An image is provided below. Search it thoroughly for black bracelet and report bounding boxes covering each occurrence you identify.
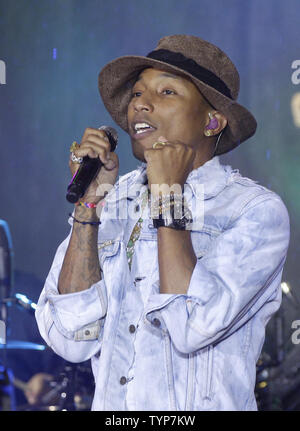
[69,213,101,226]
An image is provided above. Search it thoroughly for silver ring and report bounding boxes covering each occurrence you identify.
[71,153,83,164]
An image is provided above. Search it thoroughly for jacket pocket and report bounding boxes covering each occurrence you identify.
[194,345,216,410]
[98,239,120,268]
[163,333,177,410]
[203,345,214,400]
[185,353,196,410]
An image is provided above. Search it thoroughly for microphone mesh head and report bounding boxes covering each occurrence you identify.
[99,126,118,151]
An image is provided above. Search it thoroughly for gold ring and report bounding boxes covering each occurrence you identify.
[153,141,167,149]
[70,141,80,153]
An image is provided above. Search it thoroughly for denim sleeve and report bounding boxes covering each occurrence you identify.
[144,195,290,354]
[35,232,107,363]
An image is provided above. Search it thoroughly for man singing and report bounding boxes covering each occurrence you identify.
[36,35,290,410]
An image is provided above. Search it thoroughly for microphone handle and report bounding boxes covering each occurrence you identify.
[66,156,103,203]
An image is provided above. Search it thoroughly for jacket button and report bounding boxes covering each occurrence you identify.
[152,318,161,328]
[129,324,136,333]
[120,376,127,385]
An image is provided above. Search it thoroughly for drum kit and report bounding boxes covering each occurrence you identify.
[0,324,95,412]
[254,291,300,411]
[0,220,94,411]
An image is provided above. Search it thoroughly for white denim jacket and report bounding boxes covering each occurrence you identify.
[36,156,290,411]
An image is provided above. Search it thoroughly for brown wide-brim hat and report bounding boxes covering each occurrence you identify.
[98,35,257,156]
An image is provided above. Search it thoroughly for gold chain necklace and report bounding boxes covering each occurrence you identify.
[126,188,150,270]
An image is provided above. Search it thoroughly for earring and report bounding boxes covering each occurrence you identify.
[204,129,213,136]
[205,112,219,131]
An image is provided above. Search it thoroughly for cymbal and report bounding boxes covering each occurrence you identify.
[0,341,46,351]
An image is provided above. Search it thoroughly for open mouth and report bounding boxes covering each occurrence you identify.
[132,122,157,138]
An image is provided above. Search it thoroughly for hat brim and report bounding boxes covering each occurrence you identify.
[98,55,257,155]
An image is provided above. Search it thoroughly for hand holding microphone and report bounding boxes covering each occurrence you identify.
[67,126,119,204]
[60,127,119,295]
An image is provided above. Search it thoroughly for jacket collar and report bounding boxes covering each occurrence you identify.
[185,156,233,199]
[105,156,233,203]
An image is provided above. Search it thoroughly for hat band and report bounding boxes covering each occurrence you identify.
[146,49,233,100]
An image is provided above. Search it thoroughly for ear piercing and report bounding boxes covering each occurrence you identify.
[204,112,219,136]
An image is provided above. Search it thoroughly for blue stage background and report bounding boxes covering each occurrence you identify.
[0,0,299,410]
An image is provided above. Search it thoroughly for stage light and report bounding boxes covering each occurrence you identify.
[15,293,37,310]
[281,282,290,294]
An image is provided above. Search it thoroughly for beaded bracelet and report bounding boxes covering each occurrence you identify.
[75,200,106,209]
[69,213,101,226]
[75,201,98,208]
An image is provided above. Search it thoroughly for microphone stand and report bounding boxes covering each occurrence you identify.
[0,299,16,411]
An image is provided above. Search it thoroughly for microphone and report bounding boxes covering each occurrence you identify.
[66,126,118,203]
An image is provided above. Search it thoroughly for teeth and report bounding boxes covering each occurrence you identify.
[134,122,152,132]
